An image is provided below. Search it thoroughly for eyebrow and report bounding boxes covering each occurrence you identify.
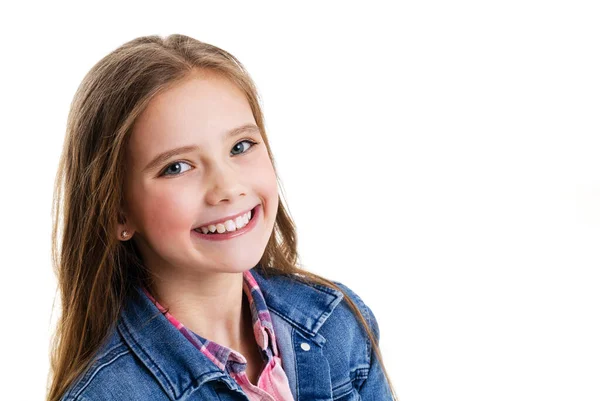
[142,123,260,173]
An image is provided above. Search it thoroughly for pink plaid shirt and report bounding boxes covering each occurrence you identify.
[142,270,295,401]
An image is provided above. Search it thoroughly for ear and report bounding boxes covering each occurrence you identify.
[117,209,136,241]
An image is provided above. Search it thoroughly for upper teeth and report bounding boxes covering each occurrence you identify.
[198,210,252,234]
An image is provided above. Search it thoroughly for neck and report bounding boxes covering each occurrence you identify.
[149,269,250,352]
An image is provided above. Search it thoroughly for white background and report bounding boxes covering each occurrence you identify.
[1,1,599,400]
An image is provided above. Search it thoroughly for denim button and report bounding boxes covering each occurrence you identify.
[300,342,311,351]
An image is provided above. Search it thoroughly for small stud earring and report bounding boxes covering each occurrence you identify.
[121,230,130,239]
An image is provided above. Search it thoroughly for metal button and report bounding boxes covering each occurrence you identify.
[300,342,311,351]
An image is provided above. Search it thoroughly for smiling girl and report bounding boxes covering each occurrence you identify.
[47,34,397,401]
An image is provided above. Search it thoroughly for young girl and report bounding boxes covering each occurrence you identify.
[47,34,397,401]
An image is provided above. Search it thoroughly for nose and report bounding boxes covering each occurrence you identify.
[203,162,246,205]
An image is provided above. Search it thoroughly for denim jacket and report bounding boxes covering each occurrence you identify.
[61,267,394,400]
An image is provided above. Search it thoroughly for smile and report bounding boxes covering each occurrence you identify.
[192,205,260,241]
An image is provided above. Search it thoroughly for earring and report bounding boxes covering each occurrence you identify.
[121,230,130,239]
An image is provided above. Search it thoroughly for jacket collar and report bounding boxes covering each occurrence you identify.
[250,267,344,338]
[117,265,343,400]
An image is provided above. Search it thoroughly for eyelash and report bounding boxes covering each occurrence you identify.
[159,139,259,177]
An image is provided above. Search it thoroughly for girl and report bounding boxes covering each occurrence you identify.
[47,34,397,401]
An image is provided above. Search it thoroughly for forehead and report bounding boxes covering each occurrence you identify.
[127,73,254,164]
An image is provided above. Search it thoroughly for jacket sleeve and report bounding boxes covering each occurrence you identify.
[358,302,395,401]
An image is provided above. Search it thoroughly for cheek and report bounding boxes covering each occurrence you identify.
[134,183,196,235]
[254,158,279,216]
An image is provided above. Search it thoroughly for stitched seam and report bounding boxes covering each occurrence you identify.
[351,366,370,379]
[356,346,374,393]
[269,307,314,337]
[65,343,127,398]
[70,348,131,400]
[331,366,369,394]
[96,341,126,360]
[118,320,178,398]
[332,380,352,393]
[335,281,373,366]
[256,269,342,299]
[333,385,354,400]
[364,305,373,366]
[292,327,300,399]
[308,281,343,297]
[312,294,343,332]
[178,371,228,399]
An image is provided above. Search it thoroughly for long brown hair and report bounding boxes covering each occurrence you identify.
[47,34,398,401]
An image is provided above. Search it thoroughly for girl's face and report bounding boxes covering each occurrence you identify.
[122,71,279,277]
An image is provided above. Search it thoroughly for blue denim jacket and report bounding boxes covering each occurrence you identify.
[61,267,393,400]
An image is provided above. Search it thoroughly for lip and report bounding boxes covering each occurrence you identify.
[191,204,261,242]
[195,204,259,228]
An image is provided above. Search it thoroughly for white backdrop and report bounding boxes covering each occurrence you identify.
[0,1,599,400]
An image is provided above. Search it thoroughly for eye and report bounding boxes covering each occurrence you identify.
[231,139,258,156]
[159,140,258,177]
[160,161,192,177]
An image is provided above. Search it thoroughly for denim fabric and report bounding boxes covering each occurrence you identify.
[61,266,393,400]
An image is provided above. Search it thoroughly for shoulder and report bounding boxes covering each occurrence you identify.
[331,279,380,342]
[60,327,167,401]
[314,278,381,391]
[319,278,380,350]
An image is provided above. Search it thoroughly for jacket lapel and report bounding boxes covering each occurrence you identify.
[117,285,234,400]
[250,267,344,401]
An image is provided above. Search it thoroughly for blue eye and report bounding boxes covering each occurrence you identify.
[161,161,192,177]
[159,140,259,177]
[231,139,258,156]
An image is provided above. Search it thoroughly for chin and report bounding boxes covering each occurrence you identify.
[207,255,264,274]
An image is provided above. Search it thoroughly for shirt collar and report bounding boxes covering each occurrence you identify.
[242,268,279,356]
[117,265,343,400]
[139,269,280,372]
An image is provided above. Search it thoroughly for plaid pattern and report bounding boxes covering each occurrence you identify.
[142,269,294,401]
